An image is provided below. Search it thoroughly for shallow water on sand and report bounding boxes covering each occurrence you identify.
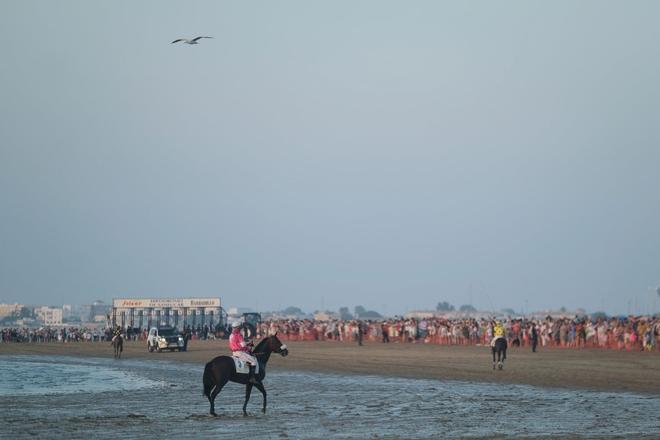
[0,355,658,439]
[0,356,158,395]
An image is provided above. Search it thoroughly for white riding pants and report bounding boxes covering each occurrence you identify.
[233,351,257,366]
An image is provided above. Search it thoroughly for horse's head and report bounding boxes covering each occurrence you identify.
[268,333,288,357]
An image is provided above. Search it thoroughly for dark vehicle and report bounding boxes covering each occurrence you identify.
[147,326,184,352]
[213,307,230,339]
[242,313,262,338]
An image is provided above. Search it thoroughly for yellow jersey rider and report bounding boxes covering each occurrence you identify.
[491,321,506,347]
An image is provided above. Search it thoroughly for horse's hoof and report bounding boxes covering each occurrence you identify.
[210,412,217,417]
[243,412,248,417]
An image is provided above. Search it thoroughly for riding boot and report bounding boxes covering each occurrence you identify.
[248,365,258,384]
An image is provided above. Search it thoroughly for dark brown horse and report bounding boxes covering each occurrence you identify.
[202,334,288,416]
[112,334,123,359]
[492,337,507,370]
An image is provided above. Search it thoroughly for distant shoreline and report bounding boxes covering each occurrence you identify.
[1,339,658,395]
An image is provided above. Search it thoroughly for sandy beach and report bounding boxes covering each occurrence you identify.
[1,339,658,395]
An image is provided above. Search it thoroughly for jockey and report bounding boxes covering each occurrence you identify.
[111,325,121,343]
[491,321,506,347]
[229,321,259,383]
[494,321,505,337]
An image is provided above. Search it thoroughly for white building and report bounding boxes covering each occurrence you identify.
[35,306,63,326]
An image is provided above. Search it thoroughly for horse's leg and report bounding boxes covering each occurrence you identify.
[243,383,253,416]
[209,380,226,416]
[492,347,496,369]
[253,382,267,413]
[208,384,217,416]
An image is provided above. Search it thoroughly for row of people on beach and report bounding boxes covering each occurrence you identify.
[255,316,659,352]
[1,326,114,343]
[2,315,658,351]
[0,325,208,344]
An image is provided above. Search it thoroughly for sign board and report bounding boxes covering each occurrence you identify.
[113,298,221,308]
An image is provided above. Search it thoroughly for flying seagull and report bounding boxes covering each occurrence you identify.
[171,36,213,45]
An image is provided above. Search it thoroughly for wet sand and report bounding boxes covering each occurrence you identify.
[4,355,658,439]
[1,339,658,394]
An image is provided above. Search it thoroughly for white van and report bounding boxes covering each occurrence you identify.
[147,326,185,352]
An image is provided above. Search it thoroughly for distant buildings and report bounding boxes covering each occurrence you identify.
[226,307,255,317]
[1,302,106,326]
[87,300,110,322]
[34,306,63,326]
[313,311,339,321]
[0,303,23,319]
[62,304,73,319]
[404,310,437,319]
[527,308,587,320]
[405,310,508,320]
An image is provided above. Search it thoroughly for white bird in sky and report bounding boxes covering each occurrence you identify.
[171,36,213,45]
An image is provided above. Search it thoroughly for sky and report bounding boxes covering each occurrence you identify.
[1,1,659,315]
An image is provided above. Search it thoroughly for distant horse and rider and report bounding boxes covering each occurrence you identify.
[491,321,508,370]
[491,336,507,370]
[112,333,123,359]
[203,332,289,416]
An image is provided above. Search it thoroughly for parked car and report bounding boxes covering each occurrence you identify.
[147,326,184,352]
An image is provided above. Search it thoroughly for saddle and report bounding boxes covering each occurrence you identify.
[232,356,259,375]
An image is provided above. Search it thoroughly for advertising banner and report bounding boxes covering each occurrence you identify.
[113,298,220,308]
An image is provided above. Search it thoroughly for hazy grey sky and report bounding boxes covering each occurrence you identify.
[1,1,659,315]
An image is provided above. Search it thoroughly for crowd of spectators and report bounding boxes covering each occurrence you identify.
[1,326,111,343]
[256,315,660,352]
[3,315,658,352]
[0,323,216,344]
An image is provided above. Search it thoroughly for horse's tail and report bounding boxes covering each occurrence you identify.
[202,361,214,397]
